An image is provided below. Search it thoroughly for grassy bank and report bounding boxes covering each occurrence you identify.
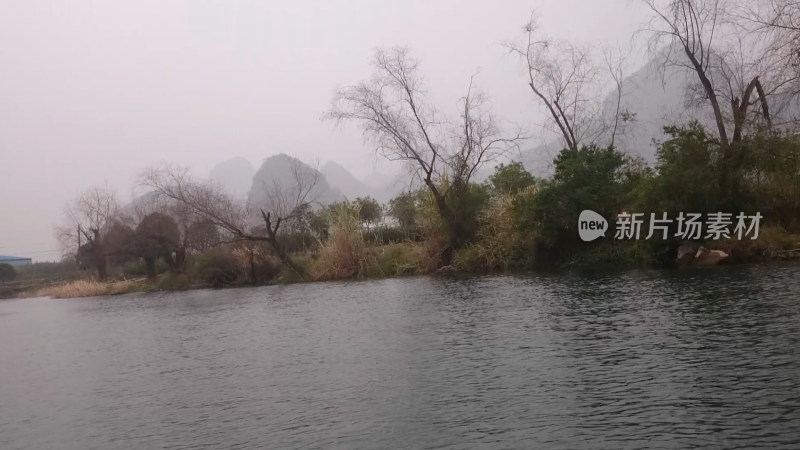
[7,232,800,300]
[34,279,146,299]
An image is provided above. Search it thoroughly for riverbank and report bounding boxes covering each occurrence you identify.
[6,232,800,300]
[31,128,800,301]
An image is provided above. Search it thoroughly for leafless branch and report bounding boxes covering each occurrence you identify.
[325,48,525,261]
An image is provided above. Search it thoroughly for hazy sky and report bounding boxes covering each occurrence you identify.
[0,0,649,261]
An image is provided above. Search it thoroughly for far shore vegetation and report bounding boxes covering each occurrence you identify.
[4,123,800,300]
[4,0,800,299]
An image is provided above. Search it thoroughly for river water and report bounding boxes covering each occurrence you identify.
[1,263,800,449]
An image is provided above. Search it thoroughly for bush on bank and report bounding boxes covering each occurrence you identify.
[454,124,800,271]
[189,247,241,288]
[0,263,16,282]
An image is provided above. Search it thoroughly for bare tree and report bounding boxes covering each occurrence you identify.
[642,0,800,145]
[735,0,800,119]
[135,212,181,279]
[602,45,637,148]
[247,156,322,235]
[643,0,732,146]
[56,185,121,280]
[507,16,629,151]
[140,164,315,276]
[127,190,206,272]
[186,220,220,253]
[326,48,524,263]
[739,1,800,32]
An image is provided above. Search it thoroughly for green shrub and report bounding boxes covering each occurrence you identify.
[157,273,190,291]
[367,242,425,277]
[250,254,282,284]
[509,145,649,264]
[277,232,317,253]
[0,263,16,282]
[190,248,241,287]
[488,161,537,195]
[737,133,800,232]
[649,123,722,215]
[447,182,491,244]
[363,226,406,245]
[275,253,312,283]
[388,192,419,238]
[355,196,382,228]
[308,208,331,240]
[122,258,169,277]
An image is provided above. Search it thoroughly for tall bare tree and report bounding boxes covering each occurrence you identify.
[642,0,800,145]
[643,0,732,145]
[735,0,800,116]
[56,185,121,280]
[326,48,524,263]
[507,16,630,151]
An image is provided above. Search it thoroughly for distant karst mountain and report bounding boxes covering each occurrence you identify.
[603,58,701,160]
[209,157,256,199]
[247,154,343,211]
[321,161,371,200]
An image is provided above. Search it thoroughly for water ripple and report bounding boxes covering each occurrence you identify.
[1,263,800,448]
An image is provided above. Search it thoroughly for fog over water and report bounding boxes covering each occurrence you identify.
[0,0,649,261]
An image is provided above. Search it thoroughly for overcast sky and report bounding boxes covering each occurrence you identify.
[0,0,649,261]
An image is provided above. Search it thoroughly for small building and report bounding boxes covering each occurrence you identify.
[0,255,32,266]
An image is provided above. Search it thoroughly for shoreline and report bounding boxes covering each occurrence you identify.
[6,255,799,301]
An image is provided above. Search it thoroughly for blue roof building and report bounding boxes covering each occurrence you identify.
[0,255,32,266]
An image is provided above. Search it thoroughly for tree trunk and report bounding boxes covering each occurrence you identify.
[248,248,257,285]
[175,248,186,273]
[260,209,305,278]
[144,257,156,280]
[422,179,463,266]
[684,45,730,147]
[88,245,108,281]
[270,236,305,276]
[732,77,761,143]
[96,259,108,281]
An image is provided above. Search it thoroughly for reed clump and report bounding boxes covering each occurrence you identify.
[312,203,373,280]
[36,279,141,299]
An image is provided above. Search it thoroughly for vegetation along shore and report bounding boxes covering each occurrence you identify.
[4,126,800,300]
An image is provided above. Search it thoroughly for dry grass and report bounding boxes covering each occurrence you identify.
[453,188,536,271]
[312,204,373,280]
[34,279,142,299]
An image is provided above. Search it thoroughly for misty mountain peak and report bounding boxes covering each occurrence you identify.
[247,154,342,210]
[209,157,256,199]
[321,161,371,200]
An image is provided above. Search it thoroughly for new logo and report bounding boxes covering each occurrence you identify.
[578,210,608,242]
